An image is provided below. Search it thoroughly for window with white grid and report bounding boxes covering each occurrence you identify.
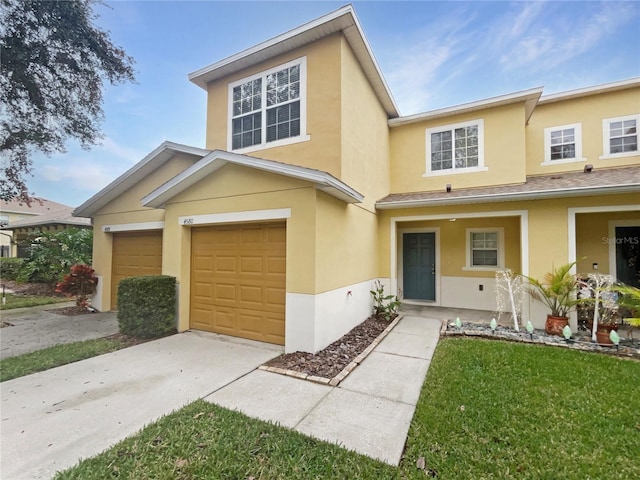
[228,58,307,152]
[542,123,584,165]
[600,114,639,159]
[425,119,486,176]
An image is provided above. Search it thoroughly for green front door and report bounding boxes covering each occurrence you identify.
[403,232,436,301]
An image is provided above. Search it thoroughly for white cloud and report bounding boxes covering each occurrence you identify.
[383,7,479,114]
[497,2,636,72]
[100,137,146,165]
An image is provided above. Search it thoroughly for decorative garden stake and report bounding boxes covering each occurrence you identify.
[495,269,524,332]
[526,320,534,340]
[490,318,497,334]
[455,317,462,330]
[562,325,572,343]
[610,329,620,350]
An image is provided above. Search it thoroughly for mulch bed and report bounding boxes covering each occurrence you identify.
[47,305,94,316]
[1,280,60,297]
[264,314,395,379]
[104,332,150,347]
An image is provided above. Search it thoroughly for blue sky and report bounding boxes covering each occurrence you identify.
[27,0,640,207]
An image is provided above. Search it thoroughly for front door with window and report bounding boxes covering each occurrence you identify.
[403,232,436,301]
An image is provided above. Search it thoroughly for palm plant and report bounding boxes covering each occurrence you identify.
[613,284,640,336]
[525,262,578,318]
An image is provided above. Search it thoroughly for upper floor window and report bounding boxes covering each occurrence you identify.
[228,57,309,152]
[600,114,639,159]
[542,123,584,165]
[424,119,486,176]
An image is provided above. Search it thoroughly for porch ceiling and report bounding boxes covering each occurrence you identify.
[376,165,640,209]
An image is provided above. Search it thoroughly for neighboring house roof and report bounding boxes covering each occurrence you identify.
[1,207,90,230]
[376,165,640,209]
[142,149,364,208]
[538,77,640,105]
[388,87,543,127]
[73,142,211,218]
[188,5,399,118]
[0,197,70,216]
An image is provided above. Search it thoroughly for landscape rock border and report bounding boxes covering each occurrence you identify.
[441,321,640,359]
[259,315,403,386]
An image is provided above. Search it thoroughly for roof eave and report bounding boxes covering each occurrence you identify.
[187,5,399,118]
[375,184,640,210]
[73,142,210,218]
[539,77,640,105]
[388,87,543,127]
[142,150,363,208]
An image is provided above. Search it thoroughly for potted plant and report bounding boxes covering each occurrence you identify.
[525,262,578,336]
[577,274,618,345]
[612,284,640,340]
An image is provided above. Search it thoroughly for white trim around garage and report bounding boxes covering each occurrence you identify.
[178,208,291,227]
[102,221,165,233]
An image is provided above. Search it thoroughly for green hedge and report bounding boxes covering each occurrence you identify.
[0,258,24,281]
[117,275,177,338]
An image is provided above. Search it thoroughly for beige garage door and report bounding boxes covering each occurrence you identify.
[190,223,286,345]
[111,231,163,309]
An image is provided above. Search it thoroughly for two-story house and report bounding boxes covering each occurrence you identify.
[74,5,640,353]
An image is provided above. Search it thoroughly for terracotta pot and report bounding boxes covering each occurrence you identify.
[545,315,569,336]
[595,324,619,346]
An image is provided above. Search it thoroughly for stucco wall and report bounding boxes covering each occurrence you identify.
[389,103,527,194]
[526,87,640,175]
[205,34,343,179]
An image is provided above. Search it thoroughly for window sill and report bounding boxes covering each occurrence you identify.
[599,151,639,160]
[230,134,311,155]
[462,266,501,272]
[540,157,586,166]
[423,166,488,177]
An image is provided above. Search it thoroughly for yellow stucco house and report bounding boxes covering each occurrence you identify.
[75,6,640,353]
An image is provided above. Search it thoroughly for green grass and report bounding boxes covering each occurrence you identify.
[53,338,640,479]
[0,293,69,310]
[0,338,134,382]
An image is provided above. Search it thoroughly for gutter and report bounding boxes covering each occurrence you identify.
[375,184,640,210]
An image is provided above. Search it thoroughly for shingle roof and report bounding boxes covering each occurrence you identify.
[0,198,70,215]
[376,165,640,209]
[0,207,90,230]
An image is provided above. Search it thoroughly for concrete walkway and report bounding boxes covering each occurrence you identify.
[1,314,441,478]
[0,331,282,479]
[0,304,119,359]
[205,315,442,465]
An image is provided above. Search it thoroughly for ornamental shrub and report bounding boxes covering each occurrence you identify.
[16,228,93,284]
[117,275,176,338]
[0,258,24,280]
[55,264,98,308]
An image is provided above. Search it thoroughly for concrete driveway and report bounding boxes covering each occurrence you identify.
[0,331,282,479]
[0,304,119,359]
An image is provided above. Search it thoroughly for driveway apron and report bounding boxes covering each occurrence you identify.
[0,331,282,480]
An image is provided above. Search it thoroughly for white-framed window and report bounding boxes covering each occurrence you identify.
[424,119,487,176]
[227,57,309,153]
[600,114,639,159]
[542,123,585,165]
[464,228,504,270]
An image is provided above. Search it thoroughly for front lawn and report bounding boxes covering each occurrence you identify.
[0,337,137,382]
[0,292,69,310]
[54,338,640,479]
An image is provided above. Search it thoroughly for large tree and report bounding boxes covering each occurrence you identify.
[0,0,135,202]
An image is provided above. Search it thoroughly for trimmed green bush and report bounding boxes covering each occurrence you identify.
[117,275,176,338]
[0,257,24,280]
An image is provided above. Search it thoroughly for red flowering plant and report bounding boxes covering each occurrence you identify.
[55,264,99,309]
